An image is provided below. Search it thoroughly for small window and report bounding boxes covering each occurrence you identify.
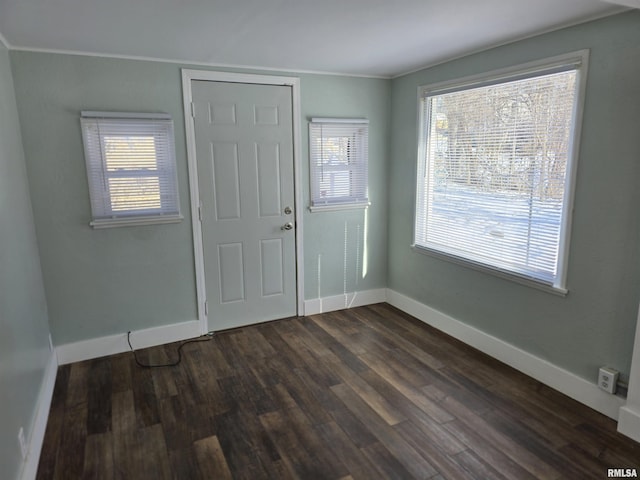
[414,52,588,293]
[309,118,369,211]
[81,112,181,228]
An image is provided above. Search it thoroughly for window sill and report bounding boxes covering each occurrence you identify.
[309,202,370,213]
[411,244,568,297]
[90,214,183,229]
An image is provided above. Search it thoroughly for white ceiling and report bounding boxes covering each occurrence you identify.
[0,0,630,78]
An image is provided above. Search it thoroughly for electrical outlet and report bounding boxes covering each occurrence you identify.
[598,367,619,394]
[18,427,27,460]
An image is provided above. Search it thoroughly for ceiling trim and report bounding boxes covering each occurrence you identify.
[392,6,629,79]
[601,0,640,8]
[7,45,391,80]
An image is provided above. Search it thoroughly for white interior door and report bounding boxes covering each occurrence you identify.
[192,80,297,330]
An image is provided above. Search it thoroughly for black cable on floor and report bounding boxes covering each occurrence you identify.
[127,330,214,368]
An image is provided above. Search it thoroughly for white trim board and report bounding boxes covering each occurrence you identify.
[385,289,626,420]
[181,69,305,334]
[304,288,387,316]
[55,320,201,365]
[617,303,640,441]
[618,406,640,442]
[8,46,388,79]
[19,351,57,480]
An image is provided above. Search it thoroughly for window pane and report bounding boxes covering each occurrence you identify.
[107,177,162,212]
[416,66,580,287]
[309,121,368,208]
[81,114,181,226]
[104,136,158,171]
[319,171,351,199]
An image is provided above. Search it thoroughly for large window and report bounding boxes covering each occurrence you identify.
[309,118,369,211]
[414,52,588,292]
[81,112,181,228]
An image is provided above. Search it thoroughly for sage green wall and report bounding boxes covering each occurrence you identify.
[9,51,389,345]
[388,11,640,382]
[300,75,389,299]
[0,43,52,480]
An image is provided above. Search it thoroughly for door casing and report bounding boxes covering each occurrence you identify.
[181,69,305,334]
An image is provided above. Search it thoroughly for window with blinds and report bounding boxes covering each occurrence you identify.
[309,118,369,211]
[414,53,587,292]
[81,112,181,228]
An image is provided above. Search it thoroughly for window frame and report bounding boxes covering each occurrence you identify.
[412,51,590,295]
[81,111,182,229]
[308,117,370,212]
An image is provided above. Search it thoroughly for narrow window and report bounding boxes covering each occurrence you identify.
[309,118,369,211]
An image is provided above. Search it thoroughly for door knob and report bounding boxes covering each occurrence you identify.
[281,222,294,231]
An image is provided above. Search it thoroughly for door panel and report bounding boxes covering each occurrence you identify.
[192,80,296,330]
[256,143,282,217]
[218,243,245,303]
[211,142,241,220]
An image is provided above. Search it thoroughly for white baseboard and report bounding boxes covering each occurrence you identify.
[386,289,625,420]
[55,320,202,365]
[618,406,640,442]
[304,288,387,316]
[20,350,58,480]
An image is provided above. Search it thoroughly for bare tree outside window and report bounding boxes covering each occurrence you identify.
[414,56,586,290]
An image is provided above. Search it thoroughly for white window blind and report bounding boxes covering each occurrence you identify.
[309,118,369,211]
[415,54,586,291]
[81,112,181,228]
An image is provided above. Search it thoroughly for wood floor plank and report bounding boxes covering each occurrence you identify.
[308,315,370,373]
[87,358,112,435]
[52,402,87,480]
[316,420,387,480]
[82,433,114,480]
[259,409,321,479]
[332,382,439,479]
[443,418,539,480]
[109,353,132,394]
[111,390,143,478]
[360,441,417,480]
[451,449,509,480]
[130,359,159,429]
[167,448,200,480]
[65,362,89,409]
[359,352,455,424]
[443,395,560,479]
[37,304,640,479]
[482,409,601,479]
[36,365,69,480]
[338,369,408,426]
[139,424,173,480]
[393,421,475,480]
[351,306,446,370]
[216,409,284,480]
[280,406,351,479]
[274,324,343,388]
[193,435,233,480]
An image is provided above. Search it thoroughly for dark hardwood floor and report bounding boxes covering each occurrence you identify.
[37,303,640,479]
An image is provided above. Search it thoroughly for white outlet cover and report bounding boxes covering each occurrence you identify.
[598,367,619,394]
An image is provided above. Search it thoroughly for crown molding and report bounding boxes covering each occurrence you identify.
[8,45,390,80]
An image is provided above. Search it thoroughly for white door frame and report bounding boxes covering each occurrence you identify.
[181,69,305,334]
